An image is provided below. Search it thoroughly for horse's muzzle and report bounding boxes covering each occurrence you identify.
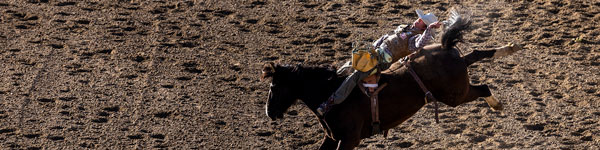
[266,110,284,121]
[267,111,284,121]
[266,104,275,121]
[268,113,277,121]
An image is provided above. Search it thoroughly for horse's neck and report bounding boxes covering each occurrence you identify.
[299,78,344,110]
[297,90,331,114]
[292,67,343,111]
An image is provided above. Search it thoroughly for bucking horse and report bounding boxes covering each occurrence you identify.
[260,11,521,149]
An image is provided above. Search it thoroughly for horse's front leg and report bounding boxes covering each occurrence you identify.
[336,138,361,150]
[332,126,362,150]
[319,136,338,150]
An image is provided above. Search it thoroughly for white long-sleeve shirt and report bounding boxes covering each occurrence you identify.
[408,25,436,52]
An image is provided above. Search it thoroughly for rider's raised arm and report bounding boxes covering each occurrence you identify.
[409,27,436,52]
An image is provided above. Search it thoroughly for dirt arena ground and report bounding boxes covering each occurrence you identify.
[0,0,599,149]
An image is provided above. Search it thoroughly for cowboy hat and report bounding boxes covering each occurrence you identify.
[416,9,438,26]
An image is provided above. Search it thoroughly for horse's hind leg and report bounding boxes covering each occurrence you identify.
[469,84,503,111]
[484,93,503,111]
[463,43,522,66]
[452,84,503,111]
[319,136,338,150]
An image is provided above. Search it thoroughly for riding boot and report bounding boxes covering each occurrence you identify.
[317,97,335,116]
[336,61,353,75]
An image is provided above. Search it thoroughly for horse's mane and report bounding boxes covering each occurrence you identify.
[274,64,340,81]
[441,9,472,51]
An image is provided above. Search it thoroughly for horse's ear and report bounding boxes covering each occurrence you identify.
[261,62,276,81]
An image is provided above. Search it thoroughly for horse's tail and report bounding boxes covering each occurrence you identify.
[441,9,471,51]
[441,9,521,66]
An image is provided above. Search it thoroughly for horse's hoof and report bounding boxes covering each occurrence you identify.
[508,42,522,52]
[484,96,503,111]
[490,103,503,111]
[493,43,521,58]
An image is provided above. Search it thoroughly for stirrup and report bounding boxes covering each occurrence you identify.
[317,104,327,116]
[336,61,353,75]
[317,98,334,116]
[317,108,325,116]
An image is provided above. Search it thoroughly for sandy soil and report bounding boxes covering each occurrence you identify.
[0,0,599,149]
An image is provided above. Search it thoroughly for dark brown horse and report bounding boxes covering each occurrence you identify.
[261,13,519,149]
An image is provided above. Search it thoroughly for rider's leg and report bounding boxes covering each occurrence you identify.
[317,70,370,116]
[336,61,353,75]
[331,70,371,104]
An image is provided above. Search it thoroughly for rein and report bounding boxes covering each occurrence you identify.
[402,53,440,124]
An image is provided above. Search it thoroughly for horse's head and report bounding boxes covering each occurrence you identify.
[261,62,301,120]
[261,62,339,121]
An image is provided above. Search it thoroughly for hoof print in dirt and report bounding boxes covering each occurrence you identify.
[256,130,273,137]
[48,44,64,49]
[15,24,28,29]
[396,141,413,148]
[59,111,70,115]
[26,0,48,4]
[97,112,109,116]
[150,134,165,139]
[175,76,192,81]
[47,136,65,141]
[160,84,174,89]
[91,118,108,123]
[215,120,226,126]
[73,19,90,25]
[38,98,55,103]
[58,97,77,101]
[523,124,546,131]
[127,134,143,139]
[132,56,146,62]
[154,112,171,118]
[103,106,120,112]
[24,134,41,139]
[55,2,75,6]
[0,128,16,134]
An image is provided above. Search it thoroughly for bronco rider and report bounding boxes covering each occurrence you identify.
[317,9,442,116]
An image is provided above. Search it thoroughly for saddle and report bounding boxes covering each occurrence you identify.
[357,53,442,138]
[348,25,440,136]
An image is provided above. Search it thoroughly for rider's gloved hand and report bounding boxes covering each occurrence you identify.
[428,21,442,29]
